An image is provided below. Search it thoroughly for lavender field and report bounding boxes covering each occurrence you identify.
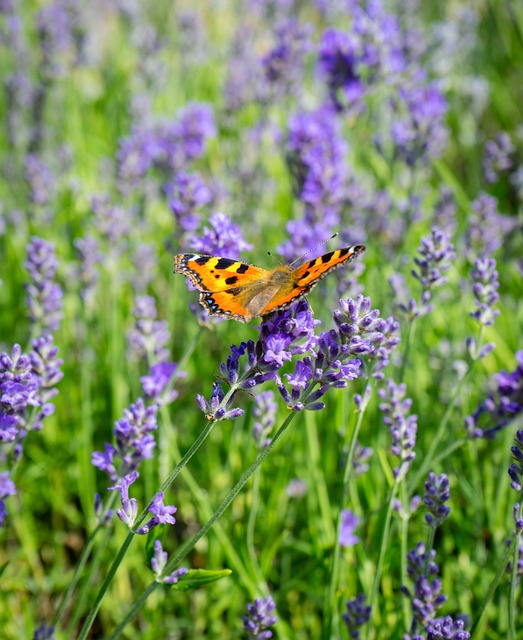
[1,1,522,638]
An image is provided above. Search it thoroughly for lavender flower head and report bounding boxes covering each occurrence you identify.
[465,193,514,260]
[166,170,213,244]
[424,472,450,528]
[469,256,499,326]
[151,539,188,584]
[379,379,417,480]
[25,236,63,335]
[0,471,17,527]
[140,361,180,405]
[190,212,252,259]
[136,491,177,535]
[25,154,54,208]
[74,234,102,310]
[127,296,170,365]
[508,430,523,494]
[466,351,523,439]
[342,593,371,640]
[339,509,360,547]
[483,132,514,183]
[243,595,278,639]
[425,616,470,639]
[92,398,158,482]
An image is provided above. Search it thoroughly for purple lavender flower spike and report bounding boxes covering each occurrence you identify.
[379,379,417,480]
[0,471,17,527]
[342,593,371,640]
[25,236,63,335]
[37,0,77,79]
[74,234,102,310]
[425,616,470,639]
[242,595,278,639]
[127,296,170,365]
[166,170,213,249]
[32,624,56,640]
[136,492,177,535]
[252,391,277,448]
[190,211,252,259]
[469,257,499,326]
[466,193,515,261]
[483,132,514,183]
[25,154,54,208]
[196,381,244,422]
[140,361,180,405]
[339,509,360,547]
[424,473,450,528]
[151,539,188,584]
[91,443,117,481]
[108,471,139,527]
[466,351,523,438]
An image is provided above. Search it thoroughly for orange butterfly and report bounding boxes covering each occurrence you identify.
[173,245,366,323]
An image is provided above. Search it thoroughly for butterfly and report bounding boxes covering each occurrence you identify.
[173,245,366,323]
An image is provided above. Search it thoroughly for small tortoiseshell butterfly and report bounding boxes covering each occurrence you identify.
[173,245,366,323]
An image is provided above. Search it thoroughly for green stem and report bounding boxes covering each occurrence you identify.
[508,504,523,639]
[399,480,411,632]
[324,383,371,640]
[368,477,401,634]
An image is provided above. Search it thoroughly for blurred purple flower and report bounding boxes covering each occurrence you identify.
[339,509,360,547]
[165,170,213,245]
[140,361,180,405]
[469,257,499,326]
[424,472,450,528]
[151,539,188,584]
[285,478,307,498]
[342,593,371,639]
[243,595,278,639]
[37,0,76,78]
[252,390,277,448]
[91,195,132,251]
[108,471,139,527]
[0,471,16,527]
[190,212,252,259]
[425,616,470,640]
[32,625,56,640]
[391,82,448,166]
[127,295,170,365]
[466,351,523,438]
[25,154,54,208]
[24,236,63,335]
[465,193,514,260]
[483,132,514,183]
[262,18,312,102]
[379,379,417,480]
[74,234,102,310]
[92,398,158,482]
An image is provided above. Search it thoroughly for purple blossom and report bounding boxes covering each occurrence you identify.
[378,379,417,480]
[24,236,63,335]
[350,442,373,477]
[424,473,450,528]
[339,509,360,547]
[137,492,177,535]
[469,257,499,326]
[465,193,514,260]
[127,296,170,365]
[342,593,371,639]
[92,398,158,481]
[285,478,307,498]
[25,154,54,208]
[483,132,514,183]
[261,19,312,102]
[0,471,16,527]
[466,351,523,438]
[509,430,523,492]
[91,195,132,249]
[390,82,448,166]
[189,212,252,259]
[425,616,470,640]
[74,234,102,310]
[242,595,278,639]
[140,361,180,405]
[252,390,277,448]
[165,170,213,244]
[37,0,76,78]
[32,625,56,640]
[108,471,139,527]
[196,381,244,422]
[151,540,188,584]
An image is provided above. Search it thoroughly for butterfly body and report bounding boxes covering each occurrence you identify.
[173,245,366,323]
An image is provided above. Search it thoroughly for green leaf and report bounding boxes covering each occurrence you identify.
[167,568,232,592]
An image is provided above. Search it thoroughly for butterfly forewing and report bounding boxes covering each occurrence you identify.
[174,254,266,292]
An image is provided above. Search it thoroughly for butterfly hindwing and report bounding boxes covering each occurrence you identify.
[173,254,266,292]
[199,290,252,322]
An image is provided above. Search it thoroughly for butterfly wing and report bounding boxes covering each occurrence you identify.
[259,245,366,315]
[173,254,266,292]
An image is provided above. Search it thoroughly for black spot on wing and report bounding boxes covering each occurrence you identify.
[236,263,249,274]
[321,251,334,264]
[195,256,211,265]
[338,247,350,258]
[215,257,237,270]
[225,276,238,285]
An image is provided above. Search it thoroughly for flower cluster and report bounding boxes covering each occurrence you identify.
[466,351,523,438]
[166,170,213,247]
[342,593,371,640]
[25,154,54,208]
[190,211,252,258]
[92,398,158,482]
[469,257,500,326]
[127,296,170,365]
[378,379,418,480]
[140,361,180,406]
[242,595,278,639]
[24,236,63,335]
[150,540,188,584]
[465,193,514,261]
[424,472,451,529]
[118,103,215,193]
[74,234,102,311]
[339,509,360,547]
[483,132,514,183]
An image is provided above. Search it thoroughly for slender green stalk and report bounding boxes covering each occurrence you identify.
[399,480,411,632]
[109,406,305,639]
[508,505,523,639]
[323,383,371,640]
[368,476,401,637]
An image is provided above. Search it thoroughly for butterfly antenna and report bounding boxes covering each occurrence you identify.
[267,250,284,266]
[289,233,338,268]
